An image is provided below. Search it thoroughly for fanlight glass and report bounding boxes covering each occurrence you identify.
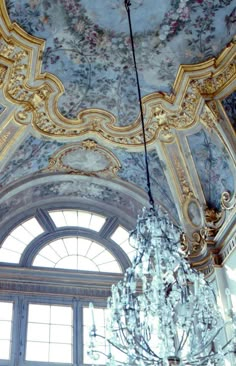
[49,210,106,231]
[0,218,44,263]
[33,237,122,273]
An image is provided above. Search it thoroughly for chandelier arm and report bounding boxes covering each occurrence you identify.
[191,324,229,358]
[124,0,155,208]
[94,332,131,357]
[118,317,162,361]
[176,303,200,353]
[222,334,235,350]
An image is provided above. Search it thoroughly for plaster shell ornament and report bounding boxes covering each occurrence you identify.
[43,140,121,178]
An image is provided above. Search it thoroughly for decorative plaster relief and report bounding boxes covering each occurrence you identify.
[0,1,235,147]
[221,190,236,210]
[6,0,235,124]
[187,128,235,210]
[42,140,121,178]
[0,121,19,155]
[184,198,203,228]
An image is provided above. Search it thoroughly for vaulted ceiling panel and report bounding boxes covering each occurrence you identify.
[6,0,235,124]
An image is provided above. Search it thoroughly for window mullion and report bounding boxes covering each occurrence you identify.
[76,301,83,366]
[17,296,27,366]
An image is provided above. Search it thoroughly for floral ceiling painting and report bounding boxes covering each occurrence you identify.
[0,134,178,220]
[187,128,235,210]
[6,0,235,126]
[222,91,236,131]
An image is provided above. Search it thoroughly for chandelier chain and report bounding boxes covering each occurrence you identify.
[125,0,155,208]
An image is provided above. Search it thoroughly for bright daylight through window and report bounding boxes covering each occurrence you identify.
[0,208,131,365]
[49,210,106,231]
[0,302,13,360]
[33,237,122,273]
[26,304,73,363]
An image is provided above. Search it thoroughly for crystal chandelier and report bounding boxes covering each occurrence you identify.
[88,1,236,365]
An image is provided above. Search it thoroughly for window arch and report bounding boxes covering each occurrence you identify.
[0,208,134,270]
[32,236,122,273]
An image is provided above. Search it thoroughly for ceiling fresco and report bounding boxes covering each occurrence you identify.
[0,135,65,188]
[187,128,235,210]
[0,104,4,115]
[0,175,145,225]
[6,0,235,126]
[0,134,178,220]
[0,0,235,268]
[222,91,236,131]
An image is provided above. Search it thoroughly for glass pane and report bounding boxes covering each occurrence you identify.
[0,302,13,321]
[26,304,73,363]
[0,302,12,360]
[51,306,72,325]
[63,237,78,255]
[0,248,21,263]
[33,255,55,267]
[63,210,78,226]
[27,323,49,342]
[95,250,115,264]
[56,256,77,270]
[77,238,92,256]
[78,212,91,228]
[90,214,106,231]
[2,236,26,254]
[0,340,11,360]
[0,321,12,339]
[26,341,49,362]
[22,218,44,237]
[77,256,98,271]
[50,239,68,258]
[49,343,72,363]
[28,304,50,323]
[38,245,60,263]
[49,211,67,227]
[50,325,72,343]
[87,242,104,259]
[10,225,34,244]
[99,261,121,273]
[111,226,129,244]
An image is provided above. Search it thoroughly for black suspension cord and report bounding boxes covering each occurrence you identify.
[125,0,155,208]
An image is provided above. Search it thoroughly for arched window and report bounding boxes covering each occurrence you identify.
[0,207,134,366]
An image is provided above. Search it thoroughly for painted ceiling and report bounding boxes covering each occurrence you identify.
[6,0,235,125]
[0,0,235,267]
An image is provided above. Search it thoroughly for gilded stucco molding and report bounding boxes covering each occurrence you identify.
[173,156,194,201]
[221,191,236,210]
[41,139,121,178]
[181,201,236,272]
[0,1,235,147]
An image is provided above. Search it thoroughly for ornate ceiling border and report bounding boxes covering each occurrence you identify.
[0,2,235,147]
